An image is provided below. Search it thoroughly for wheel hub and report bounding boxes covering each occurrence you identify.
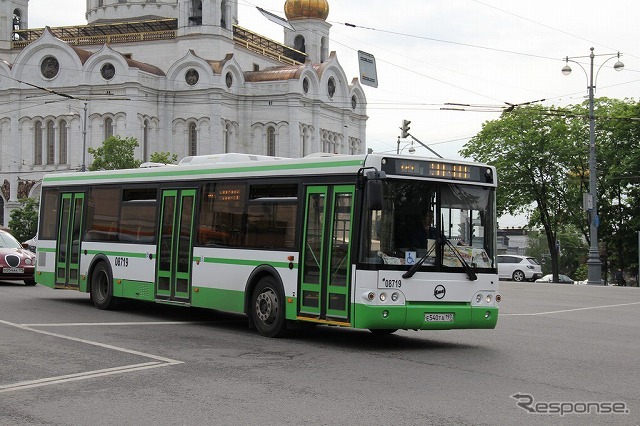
[256,289,278,323]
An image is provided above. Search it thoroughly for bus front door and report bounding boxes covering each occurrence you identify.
[156,189,196,303]
[56,192,85,288]
[300,185,355,323]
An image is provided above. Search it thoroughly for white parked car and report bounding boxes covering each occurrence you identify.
[497,255,543,282]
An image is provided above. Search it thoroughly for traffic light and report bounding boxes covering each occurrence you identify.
[400,119,411,138]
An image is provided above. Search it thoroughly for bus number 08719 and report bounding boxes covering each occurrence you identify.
[114,257,129,267]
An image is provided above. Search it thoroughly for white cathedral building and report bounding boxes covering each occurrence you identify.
[0,0,368,227]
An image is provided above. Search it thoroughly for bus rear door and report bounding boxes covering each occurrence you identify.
[156,189,196,303]
[55,192,85,289]
[299,185,355,324]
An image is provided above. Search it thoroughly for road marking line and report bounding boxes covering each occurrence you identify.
[0,319,184,393]
[501,301,640,316]
[0,362,170,393]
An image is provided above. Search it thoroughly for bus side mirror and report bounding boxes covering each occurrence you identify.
[365,170,385,211]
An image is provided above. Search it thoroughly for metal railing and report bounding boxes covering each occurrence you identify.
[12,19,178,49]
[233,25,306,65]
[11,20,306,66]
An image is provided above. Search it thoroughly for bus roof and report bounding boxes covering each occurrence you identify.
[41,153,496,187]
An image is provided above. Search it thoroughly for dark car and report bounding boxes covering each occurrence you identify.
[0,229,37,286]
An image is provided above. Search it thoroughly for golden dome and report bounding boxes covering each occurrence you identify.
[284,0,329,21]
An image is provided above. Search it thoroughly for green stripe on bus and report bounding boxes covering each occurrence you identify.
[85,250,149,258]
[200,257,296,269]
[37,247,56,253]
[43,159,365,183]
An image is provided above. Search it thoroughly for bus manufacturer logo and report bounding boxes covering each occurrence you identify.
[434,285,446,299]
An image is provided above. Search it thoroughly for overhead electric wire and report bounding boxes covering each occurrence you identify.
[470,0,640,61]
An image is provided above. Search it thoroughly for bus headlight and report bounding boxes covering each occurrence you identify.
[380,292,387,302]
[391,292,399,302]
[367,292,375,301]
[472,292,496,307]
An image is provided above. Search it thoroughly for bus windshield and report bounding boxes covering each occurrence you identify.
[360,179,496,271]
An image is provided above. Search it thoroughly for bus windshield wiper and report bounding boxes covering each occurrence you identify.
[442,238,477,281]
[402,241,437,279]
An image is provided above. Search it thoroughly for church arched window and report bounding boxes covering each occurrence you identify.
[12,9,22,41]
[12,9,21,30]
[190,0,202,25]
[188,122,198,156]
[104,117,113,140]
[267,126,276,156]
[46,120,55,165]
[34,122,43,165]
[294,35,306,53]
[143,120,150,161]
[59,120,68,164]
[221,0,228,28]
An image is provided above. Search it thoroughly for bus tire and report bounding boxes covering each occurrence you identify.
[90,262,116,310]
[251,276,287,338]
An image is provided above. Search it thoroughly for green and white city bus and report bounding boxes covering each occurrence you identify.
[35,153,500,337]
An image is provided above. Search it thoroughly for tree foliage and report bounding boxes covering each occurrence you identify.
[149,151,178,165]
[460,99,640,280]
[88,135,141,171]
[460,105,576,280]
[8,197,39,243]
[588,99,640,276]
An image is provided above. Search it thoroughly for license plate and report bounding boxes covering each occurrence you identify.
[3,267,24,274]
[425,313,454,322]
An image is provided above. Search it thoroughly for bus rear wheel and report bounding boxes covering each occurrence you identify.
[252,277,286,338]
[91,262,116,310]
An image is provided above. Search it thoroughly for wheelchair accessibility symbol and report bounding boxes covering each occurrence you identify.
[405,251,416,265]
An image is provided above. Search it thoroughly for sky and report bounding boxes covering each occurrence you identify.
[26,0,640,226]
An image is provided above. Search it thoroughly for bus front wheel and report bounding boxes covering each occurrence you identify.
[252,277,287,338]
[91,262,116,310]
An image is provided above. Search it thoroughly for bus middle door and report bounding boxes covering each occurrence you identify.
[156,189,196,303]
[299,185,355,324]
[55,192,85,289]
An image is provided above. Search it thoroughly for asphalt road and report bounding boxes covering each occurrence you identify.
[1,280,639,425]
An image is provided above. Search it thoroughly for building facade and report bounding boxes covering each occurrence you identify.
[0,0,367,226]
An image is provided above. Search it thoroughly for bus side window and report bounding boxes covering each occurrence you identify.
[85,188,121,242]
[197,182,246,247]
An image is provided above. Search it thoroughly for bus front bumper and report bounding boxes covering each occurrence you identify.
[353,302,498,330]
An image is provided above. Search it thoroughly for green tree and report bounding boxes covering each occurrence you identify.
[8,197,39,243]
[461,99,640,282]
[562,98,640,279]
[589,98,640,277]
[88,135,141,171]
[460,105,578,281]
[149,151,178,164]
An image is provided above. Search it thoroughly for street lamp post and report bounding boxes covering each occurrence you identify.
[69,101,88,172]
[81,101,87,172]
[562,47,624,285]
